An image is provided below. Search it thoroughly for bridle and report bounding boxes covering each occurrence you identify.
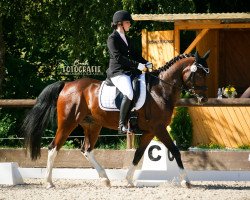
[147,61,209,103]
[183,62,209,91]
[182,62,209,103]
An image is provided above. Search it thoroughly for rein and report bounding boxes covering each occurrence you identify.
[148,73,178,88]
[147,60,209,101]
[148,72,198,98]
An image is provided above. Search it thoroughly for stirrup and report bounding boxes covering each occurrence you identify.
[118,125,128,134]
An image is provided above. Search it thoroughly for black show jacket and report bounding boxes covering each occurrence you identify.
[106,30,147,78]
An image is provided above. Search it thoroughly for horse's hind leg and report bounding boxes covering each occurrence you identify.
[45,122,77,188]
[154,125,191,188]
[45,145,57,188]
[80,123,111,187]
[126,132,154,186]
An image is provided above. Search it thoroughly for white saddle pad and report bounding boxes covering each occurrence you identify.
[98,74,146,111]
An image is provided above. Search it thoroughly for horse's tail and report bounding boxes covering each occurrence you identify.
[22,81,65,160]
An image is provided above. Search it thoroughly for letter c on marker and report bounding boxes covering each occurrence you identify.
[148,145,161,161]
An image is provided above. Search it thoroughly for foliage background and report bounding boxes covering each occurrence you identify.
[0,0,249,148]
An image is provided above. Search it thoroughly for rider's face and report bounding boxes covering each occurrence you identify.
[122,21,131,32]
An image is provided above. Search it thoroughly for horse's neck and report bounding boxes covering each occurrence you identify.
[159,57,194,103]
[159,58,189,85]
[166,57,194,78]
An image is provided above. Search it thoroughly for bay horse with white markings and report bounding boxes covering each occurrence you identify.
[22,51,210,188]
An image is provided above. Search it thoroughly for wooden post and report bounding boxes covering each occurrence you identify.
[184,28,209,54]
[126,132,135,149]
[0,99,36,107]
[141,29,148,60]
[174,26,180,56]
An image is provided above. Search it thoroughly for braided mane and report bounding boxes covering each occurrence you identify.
[154,53,193,73]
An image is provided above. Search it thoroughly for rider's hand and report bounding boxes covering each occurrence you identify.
[137,63,147,72]
[146,62,153,72]
[142,67,148,72]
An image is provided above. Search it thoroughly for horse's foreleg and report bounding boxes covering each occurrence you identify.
[126,133,154,186]
[126,164,136,187]
[154,125,191,188]
[82,150,110,187]
[179,168,191,188]
[45,146,58,188]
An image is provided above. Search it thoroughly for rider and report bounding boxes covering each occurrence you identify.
[106,10,151,134]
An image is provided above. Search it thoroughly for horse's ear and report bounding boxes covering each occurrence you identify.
[194,51,200,61]
[202,50,210,60]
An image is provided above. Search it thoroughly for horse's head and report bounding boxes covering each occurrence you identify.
[182,51,210,104]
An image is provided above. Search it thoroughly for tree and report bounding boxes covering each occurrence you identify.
[193,0,250,13]
[0,17,5,96]
[0,0,123,146]
[0,0,12,96]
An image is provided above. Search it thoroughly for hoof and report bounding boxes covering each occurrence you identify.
[101,178,111,187]
[127,183,135,187]
[126,179,134,187]
[181,180,192,188]
[126,177,135,187]
[46,183,55,189]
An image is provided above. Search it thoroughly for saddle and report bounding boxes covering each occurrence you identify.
[98,73,147,112]
[99,74,148,134]
[104,75,141,109]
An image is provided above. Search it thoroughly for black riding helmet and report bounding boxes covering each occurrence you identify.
[112,10,133,29]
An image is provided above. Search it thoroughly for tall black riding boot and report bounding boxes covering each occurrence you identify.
[118,95,132,134]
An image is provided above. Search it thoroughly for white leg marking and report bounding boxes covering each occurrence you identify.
[45,147,57,189]
[126,164,136,187]
[179,169,191,188]
[82,151,110,186]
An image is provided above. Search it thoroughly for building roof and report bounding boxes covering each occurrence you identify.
[132,13,250,22]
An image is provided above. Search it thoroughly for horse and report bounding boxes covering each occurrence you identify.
[22,51,210,188]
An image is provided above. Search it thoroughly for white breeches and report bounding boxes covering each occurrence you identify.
[111,74,133,100]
